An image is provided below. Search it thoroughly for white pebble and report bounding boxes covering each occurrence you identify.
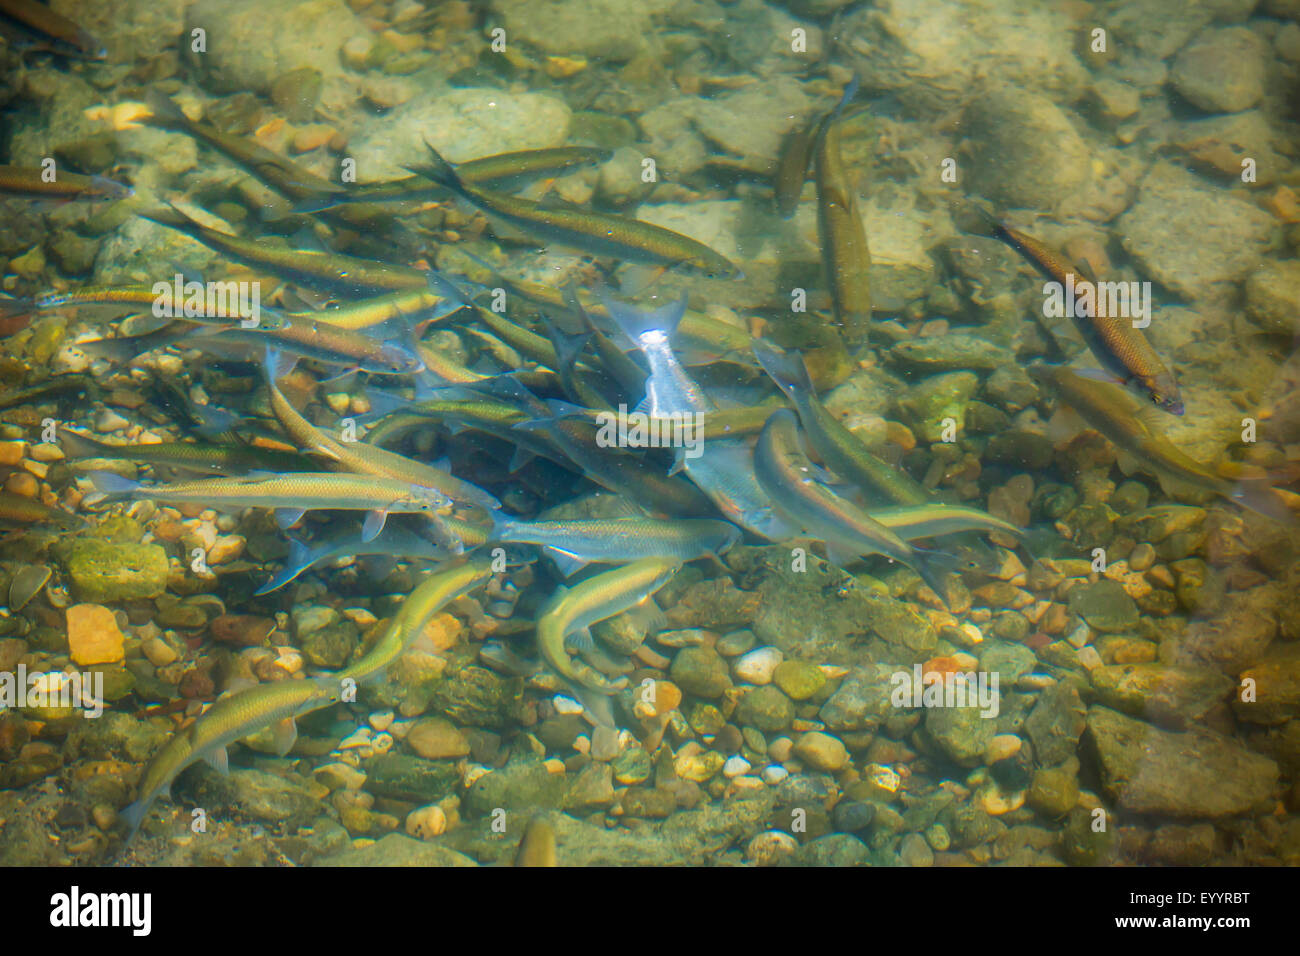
[760,765,789,785]
[723,755,751,778]
[733,646,783,685]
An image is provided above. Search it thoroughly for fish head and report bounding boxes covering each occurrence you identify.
[686,251,742,281]
[1144,372,1184,416]
[90,175,133,200]
[407,485,454,514]
[368,341,426,376]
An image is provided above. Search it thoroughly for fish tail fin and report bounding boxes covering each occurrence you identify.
[912,547,957,608]
[595,287,687,346]
[118,798,148,843]
[255,536,315,595]
[89,470,141,496]
[263,345,298,383]
[56,429,106,460]
[1231,478,1296,525]
[144,89,191,129]
[752,339,815,401]
[411,141,463,192]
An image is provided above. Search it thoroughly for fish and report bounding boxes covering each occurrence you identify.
[870,503,1026,542]
[264,347,500,513]
[752,339,929,506]
[0,0,105,58]
[339,555,496,684]
[87,470,454,542]
[293,146,612,213]
[599,290,795,539]
[773,118,819,219]
[514,814,558,867]
[412,145,740,279]
[57,428,319,476]
[255,515,490,595]
[119,677,341,841]
[535,557,680,692]
[290,289,455,332]
[144,91,346,201]
[990,219,1183,415]
[0,373,94,409]
[812,77,871,348]
[489,513,741,576]
[0,491,83,529]
[1029,365,1291,523]
[754,408,951,598]
[141,204,428,298]
[0,164,129,201]
[189,312,425,375]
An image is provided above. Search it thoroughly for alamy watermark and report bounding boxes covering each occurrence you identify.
[152,273,261,328]
[594,404,704,460]
[1,665,104,718]
[1042,274,1151,329]
[889,665,1000,718]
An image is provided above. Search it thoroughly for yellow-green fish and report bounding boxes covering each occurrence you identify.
[991,219,1183,415]
[414,145,740,279]
[0,164,129,201]
[754,408,950,598]
[120,677,341,840]
[1030,365,1290,522]
[341,556,496,684]
[813,77,871,348]
[88,470,453,541]
[536,557,680,692]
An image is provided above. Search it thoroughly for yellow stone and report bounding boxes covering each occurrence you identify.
[65,604,125,665]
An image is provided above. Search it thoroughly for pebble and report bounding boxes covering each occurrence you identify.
[141,636,178,667]
[1128,542,1156,572]
[94,409,129,433]
[315,762,366,791]
[984,734,1022,765]
[405,804,447,839]
[745,830,798,866]
[207,534,246,565]
[733,646,783,684]
[552,695,584,715]
[0,441,24,466]
[1170,26,1266,113]
[899,832,935,867]
[66,604,125,665]
[406,718,470,759]
[722,755,751,779]
[767,736,793,762]
[368,710,394,732]
[29,442,63,462]
[5,473,38,498]
[773,660,827,700]
[760,765,789,785]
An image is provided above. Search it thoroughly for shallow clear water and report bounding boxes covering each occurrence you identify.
[0,0,1298,868]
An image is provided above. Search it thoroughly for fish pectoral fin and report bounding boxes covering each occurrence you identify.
[544,547,588,578]
[667,449,685,477]
[1114,448,1140,477]
[508,447,536,473]
[202,745,230,775]
[275,507,308,530]
[272,717,298,757]
[362,509,389,542]
[564,627,596,653]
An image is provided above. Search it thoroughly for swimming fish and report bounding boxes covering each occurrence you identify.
[264,347,500,513]
[991,219,1183,415]
[413,145,740,279]
[754,408,951,599]
[535,557,680,692]
[1030,365,1290,522]
[0,0,106,57]
[489,513,741,576]
[57,428,318,476]
[0,164,129,201]
[88,470,454,542]
[752,339,928,506]
[340,555,497,684]
[120,677,342,841]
